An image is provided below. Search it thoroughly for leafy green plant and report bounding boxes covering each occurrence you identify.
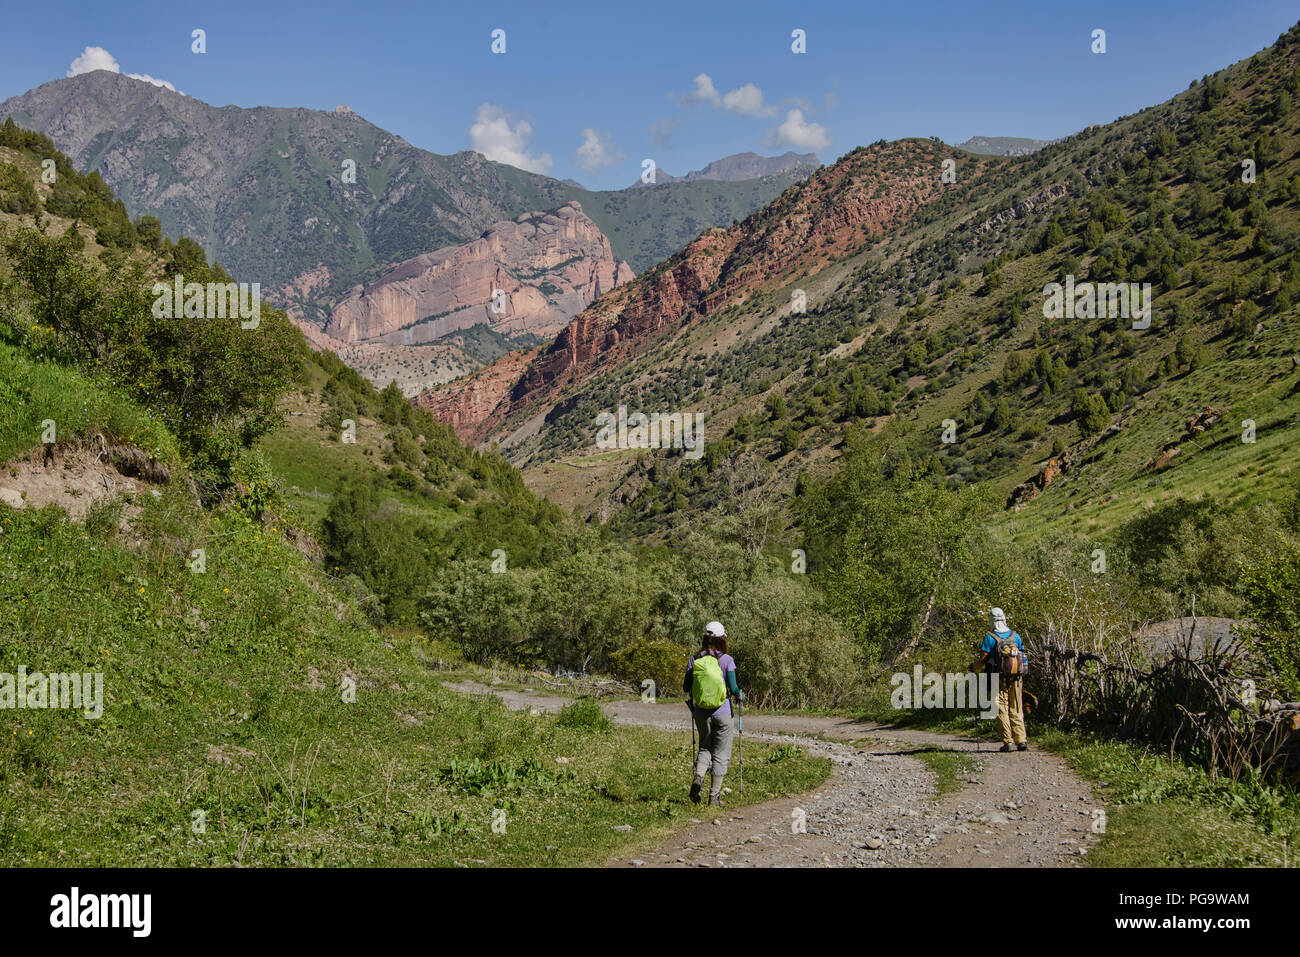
[556,697,612,733]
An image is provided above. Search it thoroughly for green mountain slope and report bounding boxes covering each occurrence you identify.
[509,24,1300,552]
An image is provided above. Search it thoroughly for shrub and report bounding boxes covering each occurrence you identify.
[556,697,612,733]
[608,639,688,699]
[1240,543,1300,699]
[731,610,862,711]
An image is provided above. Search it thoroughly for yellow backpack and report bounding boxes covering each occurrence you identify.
[991,633,1027,678]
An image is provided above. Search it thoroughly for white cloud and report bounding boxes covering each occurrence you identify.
[67,46,120,76]
[573,128,624,174]
[684,73,720,106]
[469,104,553,174]
[66,45,183,94]
[126,72,179,93]
[721,82,774,117]
[767,109,830,150]
[681,73,775,117]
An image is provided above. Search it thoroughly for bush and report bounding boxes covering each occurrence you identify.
[420,561,537,661]
[608,639,688,700]
[556,697,612,733]
[1071,389,1111,438]
[1,222,301,477]
[731,610,862,711]
[1240,542,1300,699]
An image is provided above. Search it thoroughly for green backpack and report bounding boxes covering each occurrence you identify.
[691,654,727,710]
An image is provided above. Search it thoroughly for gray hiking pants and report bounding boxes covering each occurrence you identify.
[693,709,735,796]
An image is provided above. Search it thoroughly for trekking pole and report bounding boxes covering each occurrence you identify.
[736,694,744,798]
[690,701,696,768]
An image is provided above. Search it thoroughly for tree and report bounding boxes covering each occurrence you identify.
[1227,301,1260,338]
[1174,334,1203,370]
[1039,218,1066,251]
[135,215,163,251]
[420,560,535,663]
[795,444,993,663]
[764,392,786,420]
[1071,390,1110,438]
[987,398,1012,432]
[166,236,209,276]
[2,221,302,472]
[1242,546,1300,698]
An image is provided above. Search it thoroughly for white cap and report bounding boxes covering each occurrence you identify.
[705,621,727,638]
[989,607,1008,632]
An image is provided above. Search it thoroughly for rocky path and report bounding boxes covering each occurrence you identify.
[445,681,1102,868]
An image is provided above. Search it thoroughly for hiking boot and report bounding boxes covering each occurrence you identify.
[689,775,704,804]
[999,743,1015,752]
[1016,742,1029,751]
[709,794,723,807]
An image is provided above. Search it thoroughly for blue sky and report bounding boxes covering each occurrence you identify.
[1,0,1297,189]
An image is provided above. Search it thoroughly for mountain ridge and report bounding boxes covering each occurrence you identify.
[0,72,812,324]
[420,138,1002,443]
[632,150,821,187]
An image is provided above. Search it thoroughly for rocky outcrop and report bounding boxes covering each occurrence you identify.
[974,183,1069,234]
[1138,406,1224,473]
[321,202,632,345]
[509,139,962,413]
[291,316,475,396]
[1184,405,1224,436]
[1144,445,1181,472]
[416,348,542,441]
[414,139,975,440]
[412,140,973,442]
[1007,450,1076,510]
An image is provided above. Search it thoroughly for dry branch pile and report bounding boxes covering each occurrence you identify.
[1030,617,1299,786]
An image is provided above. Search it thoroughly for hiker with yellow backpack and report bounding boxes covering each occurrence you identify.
[683,621,743,806]
[970,607,1029,752]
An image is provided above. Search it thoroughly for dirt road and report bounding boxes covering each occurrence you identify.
[445,681,1102,868]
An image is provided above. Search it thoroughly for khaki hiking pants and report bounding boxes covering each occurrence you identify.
[693,709,735,797]
[998,679,1027,745]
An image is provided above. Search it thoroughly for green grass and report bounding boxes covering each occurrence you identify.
[996,318,1300,544]
[0,420,828,866]
[257,392,463,531]
[911,746,980,796]
[0,340,179,466]
[1035,728,1298,867]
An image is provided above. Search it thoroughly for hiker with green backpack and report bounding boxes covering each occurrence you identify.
[683,621,742,806]
[970,607,1029,752]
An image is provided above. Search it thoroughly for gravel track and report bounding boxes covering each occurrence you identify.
[446,681,1102,868]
